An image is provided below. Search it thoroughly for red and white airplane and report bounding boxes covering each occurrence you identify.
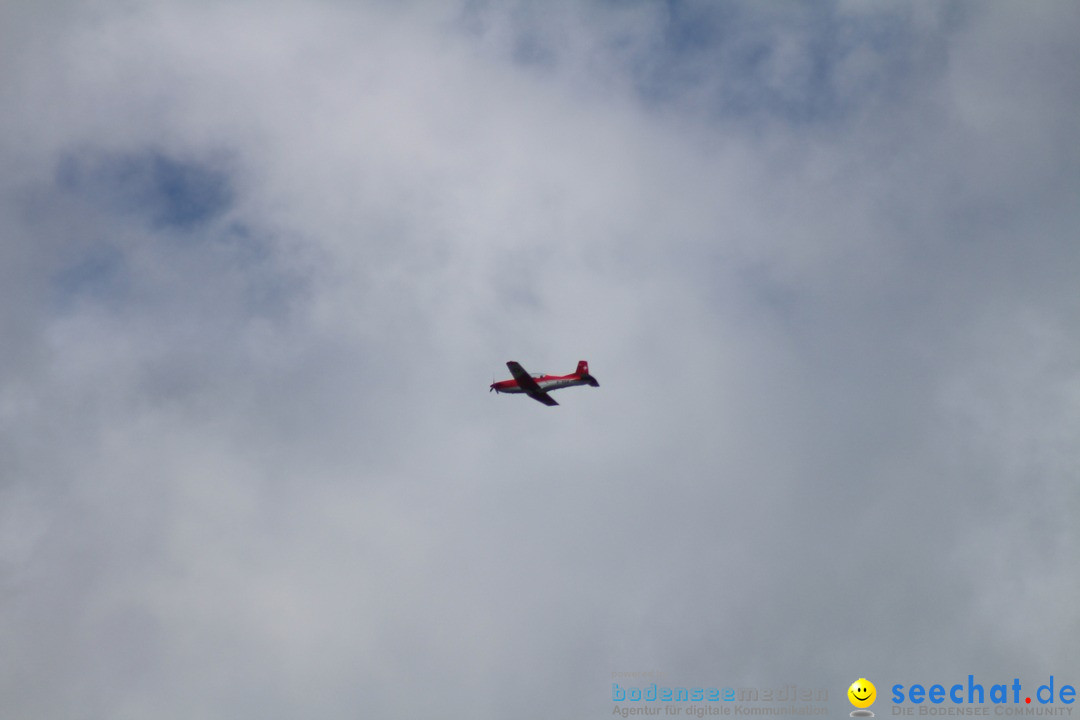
[489,360,600,406]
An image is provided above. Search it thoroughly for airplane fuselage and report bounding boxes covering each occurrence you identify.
[490,374,591,394]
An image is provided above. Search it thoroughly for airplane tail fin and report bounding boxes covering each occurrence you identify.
[576,360,600,387]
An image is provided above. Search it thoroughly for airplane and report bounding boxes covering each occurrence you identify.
[489,360,599,406]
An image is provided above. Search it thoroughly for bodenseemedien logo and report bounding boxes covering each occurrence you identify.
[609,676,829,716]
[848,678,876,717]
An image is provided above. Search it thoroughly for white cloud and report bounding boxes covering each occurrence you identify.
[2,1,1078,717]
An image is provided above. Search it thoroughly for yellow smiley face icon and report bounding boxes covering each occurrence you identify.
[848,678,876,708]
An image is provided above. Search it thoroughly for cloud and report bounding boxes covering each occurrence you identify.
[1,1,1079,717]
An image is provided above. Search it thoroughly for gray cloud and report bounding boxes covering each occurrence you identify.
[1,1,1078,718]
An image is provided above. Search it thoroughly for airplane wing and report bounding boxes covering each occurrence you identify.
[506,361,559,406]
[528,391,559,406]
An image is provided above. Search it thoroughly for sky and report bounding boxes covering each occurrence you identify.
[1,1,1079,718]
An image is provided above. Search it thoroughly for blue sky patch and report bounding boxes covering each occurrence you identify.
[56,148,234,230]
